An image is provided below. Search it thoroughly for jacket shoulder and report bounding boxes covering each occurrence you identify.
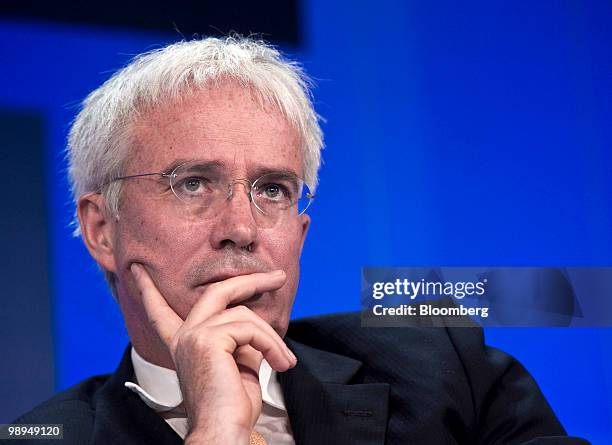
[7,375,109,445]
[288,311,577,444]
[287,310,483,354]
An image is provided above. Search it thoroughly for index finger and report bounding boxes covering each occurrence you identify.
[183,270,286,330]
[131,263,183,347]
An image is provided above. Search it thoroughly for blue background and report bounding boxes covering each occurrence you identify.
[0,1,610,442]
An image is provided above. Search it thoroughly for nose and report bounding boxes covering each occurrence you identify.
[209,179,258,251]
[226,178,253,200]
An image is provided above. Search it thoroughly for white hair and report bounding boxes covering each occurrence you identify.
[67,36,324,296]
[68,36,324,236]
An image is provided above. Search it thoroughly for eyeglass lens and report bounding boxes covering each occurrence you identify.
[167,162,312,228]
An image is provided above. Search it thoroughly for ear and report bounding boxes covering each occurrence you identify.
[297,212,310,256]
[77,193,117,274]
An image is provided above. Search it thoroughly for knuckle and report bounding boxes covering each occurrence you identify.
[206,281,220,292]
[233,305,251,317]
[205,280,229,295]
[175,327,221,357]
[177,328,205,350]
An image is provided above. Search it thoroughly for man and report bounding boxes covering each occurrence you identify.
[6,37,588,445]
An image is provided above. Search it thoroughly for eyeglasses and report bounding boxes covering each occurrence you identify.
[105,160,314,227]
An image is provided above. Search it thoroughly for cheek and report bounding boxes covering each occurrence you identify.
[263,222,302,265]
[261,221,304,290]
[114,206,210,319]
[113,197,209,282]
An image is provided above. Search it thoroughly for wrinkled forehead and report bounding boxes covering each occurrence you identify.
[125,83,303,177]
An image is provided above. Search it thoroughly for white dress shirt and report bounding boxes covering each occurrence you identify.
[125,348,295,444]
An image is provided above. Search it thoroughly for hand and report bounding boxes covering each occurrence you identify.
[130,264,297,444]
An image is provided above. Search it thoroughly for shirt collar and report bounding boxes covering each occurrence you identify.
[125,347,287,412]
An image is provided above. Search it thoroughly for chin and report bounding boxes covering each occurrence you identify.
[246,301,290,337]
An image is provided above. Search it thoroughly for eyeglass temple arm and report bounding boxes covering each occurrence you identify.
[110,172,176,182]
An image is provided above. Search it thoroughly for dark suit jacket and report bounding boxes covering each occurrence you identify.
[4,312,589,444]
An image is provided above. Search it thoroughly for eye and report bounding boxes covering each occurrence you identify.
[257,182,291,202]
[177,176,212,196]
[263,183,283,199]
[185,177,202,192]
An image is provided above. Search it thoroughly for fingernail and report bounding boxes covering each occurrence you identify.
[286,347,297,364]
[272,270,285,277]
[130,263,141,277]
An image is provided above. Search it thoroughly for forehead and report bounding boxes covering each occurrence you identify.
[128,82,303,176]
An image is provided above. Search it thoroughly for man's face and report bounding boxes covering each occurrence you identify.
[110,82,310,338]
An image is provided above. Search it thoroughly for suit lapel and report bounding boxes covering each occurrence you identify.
[92,347,183,445]
[280,338,389,445]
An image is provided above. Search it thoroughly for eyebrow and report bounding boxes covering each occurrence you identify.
[162,158,225,174]
[249,166,302,180]
[162,158,302,180]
